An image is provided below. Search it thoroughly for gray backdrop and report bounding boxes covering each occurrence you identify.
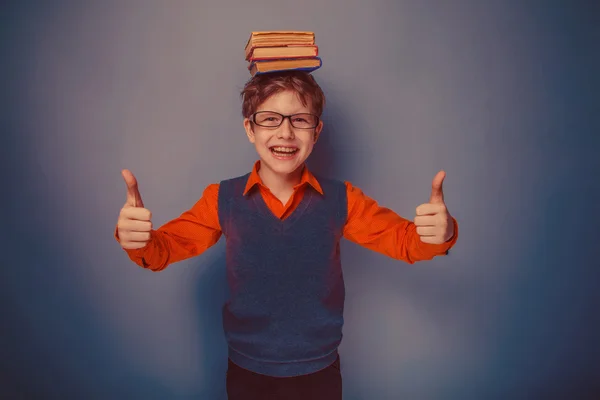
[2,0,599,399]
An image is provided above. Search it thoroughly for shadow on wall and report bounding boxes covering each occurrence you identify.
[107,243,230,399]
[307,82,351,180]
[192,241,229,400]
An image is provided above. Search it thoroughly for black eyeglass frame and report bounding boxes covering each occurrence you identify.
[250,111,320,129]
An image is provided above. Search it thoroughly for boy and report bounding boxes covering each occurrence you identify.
[115,71,458,399]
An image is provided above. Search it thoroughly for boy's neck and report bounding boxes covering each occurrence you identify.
[257,162,304,195]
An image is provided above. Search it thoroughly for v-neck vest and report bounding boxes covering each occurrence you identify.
[217,172,348,377]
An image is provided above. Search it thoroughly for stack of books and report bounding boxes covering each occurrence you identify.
[245,31,322,76]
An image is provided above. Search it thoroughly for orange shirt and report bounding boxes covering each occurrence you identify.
[117,161,458,270]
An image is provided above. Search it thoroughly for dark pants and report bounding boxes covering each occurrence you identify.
[226,356,343,400]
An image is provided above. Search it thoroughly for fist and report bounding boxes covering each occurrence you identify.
[117,169,153,250]
[414,170,455,244]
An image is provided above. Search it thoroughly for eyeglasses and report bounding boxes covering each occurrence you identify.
[251,111,320,129]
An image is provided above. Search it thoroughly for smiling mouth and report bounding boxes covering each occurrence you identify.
[270,146,299,156]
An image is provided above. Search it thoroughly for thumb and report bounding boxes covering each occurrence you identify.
[429,170,446,204]
[121,169,144,208]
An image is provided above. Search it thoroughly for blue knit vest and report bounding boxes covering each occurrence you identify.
[217,172,347,377]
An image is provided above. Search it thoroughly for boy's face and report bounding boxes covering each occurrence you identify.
[244,90,323,179]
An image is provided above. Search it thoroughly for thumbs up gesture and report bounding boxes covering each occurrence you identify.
[117,169,153,250]
[414,171,455,244]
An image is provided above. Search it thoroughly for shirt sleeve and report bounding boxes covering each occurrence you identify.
[114,183,222,271]
[343,181,458,264]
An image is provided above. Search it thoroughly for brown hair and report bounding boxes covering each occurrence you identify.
[240,71,325,119]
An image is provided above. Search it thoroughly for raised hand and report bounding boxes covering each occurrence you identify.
[117,169,153,249]
[414,170,455,244]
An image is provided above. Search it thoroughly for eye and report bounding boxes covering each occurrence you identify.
[255,113,282,124]
[294,117,309,123]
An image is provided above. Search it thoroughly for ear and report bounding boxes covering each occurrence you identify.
[313,120,324,143]
[244,118,255,143]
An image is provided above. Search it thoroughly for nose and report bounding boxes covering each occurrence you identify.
[277,117,295,139]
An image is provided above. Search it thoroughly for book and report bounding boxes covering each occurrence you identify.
[245,31,315,60]
[249,57,322,76]
[248,45,318,61]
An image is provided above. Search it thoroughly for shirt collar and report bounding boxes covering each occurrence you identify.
[243,160,324,196]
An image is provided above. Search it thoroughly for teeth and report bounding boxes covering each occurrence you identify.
[272,147,297,153]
